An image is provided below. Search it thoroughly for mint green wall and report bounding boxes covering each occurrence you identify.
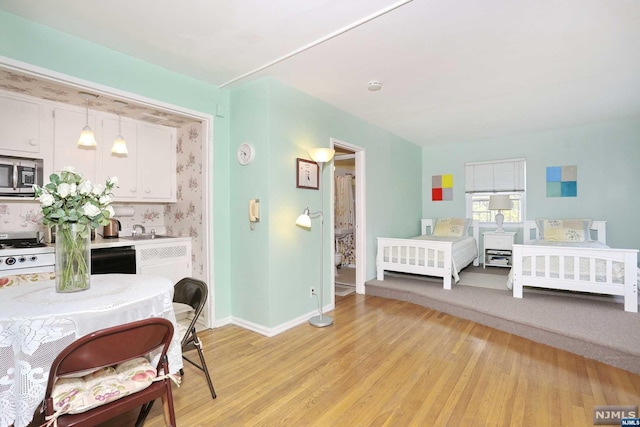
[229,80,271,323]
[422,118,640,253]
[0,11,233,318]
[230,79,422,327]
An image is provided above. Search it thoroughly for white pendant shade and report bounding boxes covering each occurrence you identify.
[111,102,129,155]
[78,125,97,147]
[111,135,128,154]
[78,92,98,148]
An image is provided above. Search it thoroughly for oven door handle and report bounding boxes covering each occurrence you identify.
[12,163,17,190]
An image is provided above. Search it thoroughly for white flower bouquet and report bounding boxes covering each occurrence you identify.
[33,167,118,292]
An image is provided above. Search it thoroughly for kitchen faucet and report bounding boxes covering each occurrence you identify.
[132,224,146,236]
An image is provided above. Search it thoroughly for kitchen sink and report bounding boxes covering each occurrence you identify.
[121,234,174,240]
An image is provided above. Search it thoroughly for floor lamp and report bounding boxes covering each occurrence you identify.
[296,147,335,328]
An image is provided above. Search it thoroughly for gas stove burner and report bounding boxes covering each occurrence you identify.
[0,241,47,250]
[8,241,47,249]
[0,230,47,251]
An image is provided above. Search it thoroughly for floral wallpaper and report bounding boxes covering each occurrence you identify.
[165,123,205,280]
[0,201,167,235]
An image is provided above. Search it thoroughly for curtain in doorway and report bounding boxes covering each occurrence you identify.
[335,175,354,229]
[335,175,355,266]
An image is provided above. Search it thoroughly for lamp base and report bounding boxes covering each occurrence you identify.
[309,314,333,327]
[495,211,505,233]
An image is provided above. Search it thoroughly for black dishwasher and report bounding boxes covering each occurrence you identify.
[91,246,137,274]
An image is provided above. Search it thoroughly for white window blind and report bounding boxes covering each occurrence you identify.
[465,158,525,193]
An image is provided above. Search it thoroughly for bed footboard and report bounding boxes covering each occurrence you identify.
[376,238,453,289]
[512,244,638,312]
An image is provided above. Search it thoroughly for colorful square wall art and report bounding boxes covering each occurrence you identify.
[546,165,577,197]
[432,174,453,201]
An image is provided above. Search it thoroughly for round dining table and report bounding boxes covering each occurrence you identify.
[0,274,183,427]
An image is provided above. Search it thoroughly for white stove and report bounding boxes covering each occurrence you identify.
[0,231,55,275]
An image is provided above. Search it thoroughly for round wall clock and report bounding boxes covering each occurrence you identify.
[237,143,255,165]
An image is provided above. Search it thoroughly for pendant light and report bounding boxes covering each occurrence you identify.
[77,92,98,147]
[111,100,128,155]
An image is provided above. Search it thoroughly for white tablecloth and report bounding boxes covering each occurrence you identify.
[0,274,183,427]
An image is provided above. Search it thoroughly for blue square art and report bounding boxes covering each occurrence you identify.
[546,165,577,197]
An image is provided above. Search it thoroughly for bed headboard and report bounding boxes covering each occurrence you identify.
[523,220,607,244]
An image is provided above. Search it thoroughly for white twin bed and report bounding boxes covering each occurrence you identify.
[510,220,638,313]
[376,218,638,313]
[376,218,479,290]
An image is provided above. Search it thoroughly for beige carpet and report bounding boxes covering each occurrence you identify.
[366,269,640,374]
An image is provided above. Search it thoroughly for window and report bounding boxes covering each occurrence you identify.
[466,192,523,223]
[465,158,526,225]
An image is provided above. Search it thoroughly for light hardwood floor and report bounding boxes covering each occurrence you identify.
[106,293,640,426]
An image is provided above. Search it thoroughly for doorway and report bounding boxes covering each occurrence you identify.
[330,138,366,298]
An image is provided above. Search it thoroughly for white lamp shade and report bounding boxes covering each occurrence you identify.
[296,213,312,228]
[488,194,511,210]
[77,126,97,147]
[308,148,335,164]
[111,135,128,154]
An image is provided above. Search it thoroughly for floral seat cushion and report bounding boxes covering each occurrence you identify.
[51,357,157,415]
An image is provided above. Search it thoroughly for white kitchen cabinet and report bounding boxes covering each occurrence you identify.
[100,116,138,200]
[53,107,100,181]
[136,239,192,285]
[0,93,43,156]
[137,124,176,201]
[52,102,177,202]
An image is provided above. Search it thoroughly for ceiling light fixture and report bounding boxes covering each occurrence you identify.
[78,92,98,147]
[368,81,382,91]
[111,100,128,155]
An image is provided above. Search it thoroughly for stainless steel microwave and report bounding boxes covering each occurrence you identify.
[0,156,43,197]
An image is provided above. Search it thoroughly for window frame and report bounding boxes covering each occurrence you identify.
[465,191,525,228]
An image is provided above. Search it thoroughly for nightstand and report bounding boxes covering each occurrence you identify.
[483,231,516,268]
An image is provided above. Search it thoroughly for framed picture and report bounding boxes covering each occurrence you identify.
[296,158,319,190]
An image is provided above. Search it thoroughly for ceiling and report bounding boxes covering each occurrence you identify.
[1,0,639,146]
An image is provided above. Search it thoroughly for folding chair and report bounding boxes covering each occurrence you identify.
[173,277,216,399]
[42,318,177,427]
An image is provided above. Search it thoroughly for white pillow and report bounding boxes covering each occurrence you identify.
[535,218,592,242]
[432,218,470,237]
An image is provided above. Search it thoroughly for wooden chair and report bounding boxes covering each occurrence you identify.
[42,318,177,427]
[173,277,216,399]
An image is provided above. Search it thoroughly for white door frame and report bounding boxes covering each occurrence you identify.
[330,137,366,295]
[0,56,216,325]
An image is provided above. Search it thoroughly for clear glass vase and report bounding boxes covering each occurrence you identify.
[55,223,91,293]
